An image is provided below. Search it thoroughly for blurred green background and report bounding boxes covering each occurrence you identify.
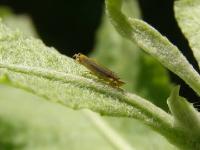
[0,0,199,150]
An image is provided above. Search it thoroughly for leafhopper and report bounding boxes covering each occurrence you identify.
[73,53,125,87]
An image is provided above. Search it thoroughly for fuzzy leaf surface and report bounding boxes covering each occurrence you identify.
[106,0,200,96]
[174,0,200,67]
[0,21,174,135]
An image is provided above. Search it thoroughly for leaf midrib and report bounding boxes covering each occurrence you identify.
[0,62,173,131]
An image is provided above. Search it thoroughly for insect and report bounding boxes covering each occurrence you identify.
[73,53,125,88]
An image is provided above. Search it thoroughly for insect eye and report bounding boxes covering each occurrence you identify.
[72,54,77,59]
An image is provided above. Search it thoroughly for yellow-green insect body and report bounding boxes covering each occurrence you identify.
[73,53,125,87]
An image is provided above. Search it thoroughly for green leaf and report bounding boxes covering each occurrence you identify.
[104,117,178,150]
[0,84,116,150]
[0,7,37,37]
[92,1,176,149]
[174,0,200,67]
[1,3,199,150]
[167,86,200,150]
[0,20,174,135]
[93,0,171,110]
[1,83,176,150]
[106,0,200,96]
[168,86,200,133]
[0,7,175,150]
[105,0,200,149]
[0,8,137,150]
